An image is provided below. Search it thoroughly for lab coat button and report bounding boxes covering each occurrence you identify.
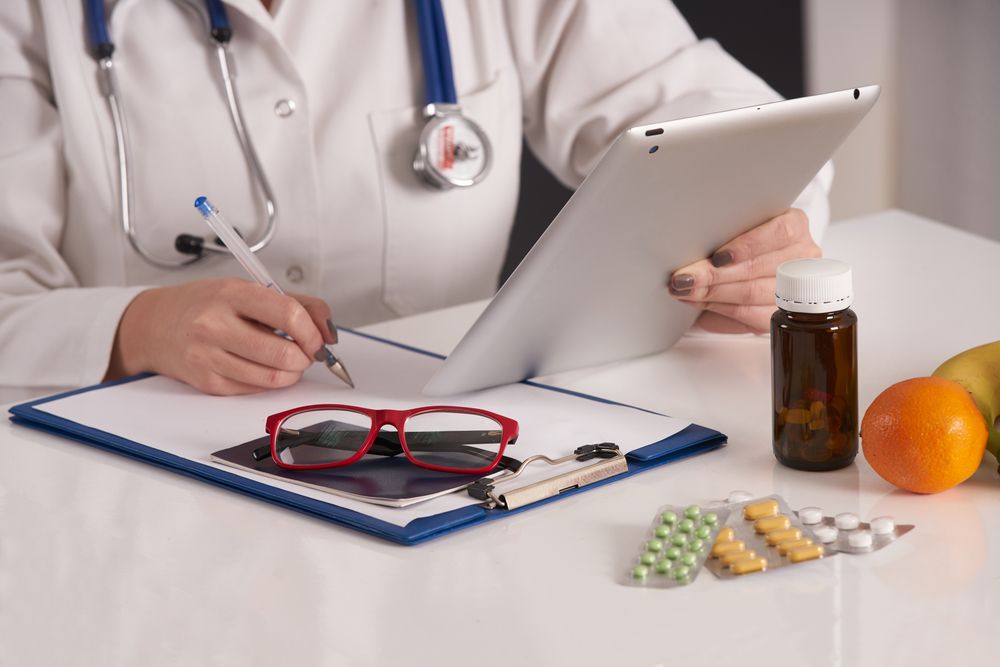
[274,99,296,118]
[286,265,305,283]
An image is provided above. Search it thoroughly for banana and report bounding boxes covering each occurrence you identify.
[932,340,1000,470]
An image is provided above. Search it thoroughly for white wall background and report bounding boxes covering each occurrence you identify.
[805,0,1000,241]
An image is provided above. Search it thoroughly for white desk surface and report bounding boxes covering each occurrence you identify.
[2,210,998,666]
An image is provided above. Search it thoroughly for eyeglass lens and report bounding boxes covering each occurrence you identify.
[274,409,373,466]
[403,410,503,470]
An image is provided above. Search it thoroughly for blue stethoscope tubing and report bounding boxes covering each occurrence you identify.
[82,0,467,268]
[414,0,457,105]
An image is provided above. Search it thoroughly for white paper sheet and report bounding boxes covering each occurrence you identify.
[36,331,690,527]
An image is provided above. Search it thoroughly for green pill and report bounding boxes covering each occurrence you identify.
[695,525,712,540]
[660,510,678,525]
[681,552,697,567]
[674,565,691,581]
[655,559,673,575]
[640,552,656,566]
[677,519,695,534]
[655,525,671,539]
[646,539,664,552]
[665,546,681,560]
[684,505,702,520]
[688,539,705,552]
[632,565,649,580]
[671,534,688,547]
[702,512,719,526]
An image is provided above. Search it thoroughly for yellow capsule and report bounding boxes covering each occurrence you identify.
[711,540,746,558]
[765,528,802,545]
[776,538,814,556]
[731,557,768,575]
[788,544,825,563]
[715,527,735,543]
[754,515,791,534]
[743,499,779,521]
[785,408,811,424]
[721,550,758,567]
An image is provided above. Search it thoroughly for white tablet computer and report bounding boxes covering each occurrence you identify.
[424,86,879,396]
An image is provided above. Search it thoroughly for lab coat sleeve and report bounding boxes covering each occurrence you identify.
[503,0,832,242]
[0,10,146,389]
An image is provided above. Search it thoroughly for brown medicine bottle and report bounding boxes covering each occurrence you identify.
[771,259,858,471]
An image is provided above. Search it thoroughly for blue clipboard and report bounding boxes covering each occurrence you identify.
[7,330,726,545]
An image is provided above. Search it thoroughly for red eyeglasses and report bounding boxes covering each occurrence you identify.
[259,404,520,475]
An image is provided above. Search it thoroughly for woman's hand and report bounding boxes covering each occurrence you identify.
[106,278,336,395]
[667,209,821,334]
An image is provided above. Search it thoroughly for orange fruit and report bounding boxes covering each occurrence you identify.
[861,376,987,494]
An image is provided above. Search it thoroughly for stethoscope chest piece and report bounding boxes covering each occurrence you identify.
[413,103,492,189]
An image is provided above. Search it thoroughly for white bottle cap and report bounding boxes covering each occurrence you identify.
[775,259,853,314]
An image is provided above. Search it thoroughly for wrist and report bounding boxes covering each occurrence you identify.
[106,288,159,379]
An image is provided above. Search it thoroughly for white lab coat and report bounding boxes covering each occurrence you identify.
[0,0,831,389]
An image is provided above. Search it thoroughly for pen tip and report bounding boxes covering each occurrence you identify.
[328,359,355,388]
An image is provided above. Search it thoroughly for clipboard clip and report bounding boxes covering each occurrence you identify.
[467,442,628,510]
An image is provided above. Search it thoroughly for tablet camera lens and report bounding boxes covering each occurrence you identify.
[649,145,658,154]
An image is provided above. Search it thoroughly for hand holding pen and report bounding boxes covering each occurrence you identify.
[194,197,354,388]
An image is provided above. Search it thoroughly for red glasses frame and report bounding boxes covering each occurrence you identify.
[265,404,520,474]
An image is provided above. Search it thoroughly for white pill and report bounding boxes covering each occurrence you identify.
[834,512,860,530]
[848,530,873,549]
[814,525,839,543]
[869,516,896,536]
[798,507,824,525]
[726,490,755,503]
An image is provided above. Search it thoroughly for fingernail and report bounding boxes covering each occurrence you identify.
[314,347,328,363]
[326,318,338,344]
[710,250,734,267]
[670,273,694,290]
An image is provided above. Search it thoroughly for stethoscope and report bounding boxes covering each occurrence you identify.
[83,0,491,269]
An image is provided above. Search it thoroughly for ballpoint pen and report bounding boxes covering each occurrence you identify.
[194,196,354,388]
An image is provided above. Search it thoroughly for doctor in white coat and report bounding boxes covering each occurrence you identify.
[0,0,830,395]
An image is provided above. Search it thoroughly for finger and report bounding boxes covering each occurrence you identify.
[187,312,313,372]
[669,241,820,294]
[228,284,326,360]
[694,310,757,335]
[188,371,266,396]
[675,277,775,306]
[709,209,812,268]
[212,348,304,389]
[699,302,776,334]
[291,293,336,345]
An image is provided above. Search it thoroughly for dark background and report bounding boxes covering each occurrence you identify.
[499,0,805,284]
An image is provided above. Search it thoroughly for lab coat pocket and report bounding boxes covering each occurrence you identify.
[368,68,521,317]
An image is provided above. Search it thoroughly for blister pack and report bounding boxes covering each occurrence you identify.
[624,504,731,587]
[795,507,914,554]
[705,495,831,578]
